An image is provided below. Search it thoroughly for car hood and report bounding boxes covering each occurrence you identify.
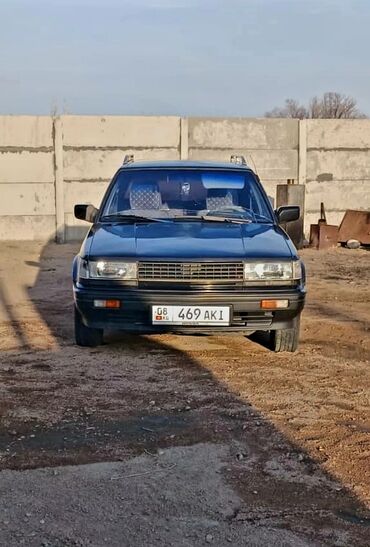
[85,222,296,260]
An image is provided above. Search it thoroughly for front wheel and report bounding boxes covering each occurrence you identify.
[74,306,103,347]
[270,316,300,353]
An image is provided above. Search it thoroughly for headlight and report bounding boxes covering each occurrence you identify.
[79,260,137,280]
[244,261,302,283]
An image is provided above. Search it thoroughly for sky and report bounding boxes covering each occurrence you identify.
[0,0,369,116]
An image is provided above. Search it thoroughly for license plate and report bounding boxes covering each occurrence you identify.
[152,305,230,325]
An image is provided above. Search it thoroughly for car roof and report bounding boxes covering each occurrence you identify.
[119,159,255,173]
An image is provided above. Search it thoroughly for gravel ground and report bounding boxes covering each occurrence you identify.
[0,241,369,546]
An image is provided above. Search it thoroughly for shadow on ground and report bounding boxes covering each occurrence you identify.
[0,240,369,545]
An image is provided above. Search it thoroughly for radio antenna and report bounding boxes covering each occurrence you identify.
[248,153,259,176]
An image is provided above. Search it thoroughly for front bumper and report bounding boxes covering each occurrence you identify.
[74,283,306,333]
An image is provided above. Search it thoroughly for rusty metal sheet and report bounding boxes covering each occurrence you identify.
[310,224,338,250]
[338,210,370,245]
[309,224,320,248]
[318,225,339,250]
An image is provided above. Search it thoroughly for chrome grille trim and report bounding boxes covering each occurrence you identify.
[138,262,244,282]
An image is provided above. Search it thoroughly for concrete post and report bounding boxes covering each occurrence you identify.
[298,119,307,185]
[180,118,189,160]
[53,116,65,243]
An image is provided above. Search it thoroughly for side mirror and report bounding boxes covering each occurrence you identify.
[276,206,300,224]
[74,204,99,223]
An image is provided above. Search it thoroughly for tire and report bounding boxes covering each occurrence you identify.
[74,306,103,347]
[270,316,300,353]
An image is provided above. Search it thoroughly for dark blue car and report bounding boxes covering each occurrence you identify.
[73,156,306,351]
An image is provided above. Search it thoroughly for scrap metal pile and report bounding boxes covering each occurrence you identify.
[309,204,370,250]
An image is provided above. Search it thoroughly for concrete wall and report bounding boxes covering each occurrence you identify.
[0,116,56,239]
[305,120,370,227]
[1,115,370,242]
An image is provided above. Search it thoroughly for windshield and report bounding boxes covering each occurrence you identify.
[101,169,273,223]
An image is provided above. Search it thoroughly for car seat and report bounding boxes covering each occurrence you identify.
[206,189,237,211]
[129,182,163,210]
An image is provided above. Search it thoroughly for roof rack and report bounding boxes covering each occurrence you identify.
[123,154,134,165]
[230,155,247,166]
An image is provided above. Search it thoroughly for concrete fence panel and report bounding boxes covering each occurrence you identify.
[0,116,53,148]
[189,118,299,150]
[306,119,370,149]
[305,119,370,227]
[0,116,56,240]
[62,115,181,148]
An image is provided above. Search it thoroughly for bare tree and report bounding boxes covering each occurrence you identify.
[265,99,308,119]
[265,92,366,119]
[50,101,59,118]
[308,92,366,119]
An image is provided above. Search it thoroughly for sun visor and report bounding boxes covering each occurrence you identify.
[201,172,245,189]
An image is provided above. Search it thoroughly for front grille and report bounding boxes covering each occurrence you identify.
[138,262,244,283]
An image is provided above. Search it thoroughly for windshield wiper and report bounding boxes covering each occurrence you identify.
[203,215,252,224]
[253,217,274,224]
[173,215,252,224]
[100,213,168,223]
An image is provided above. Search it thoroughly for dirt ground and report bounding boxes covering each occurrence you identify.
[0,241,369,546]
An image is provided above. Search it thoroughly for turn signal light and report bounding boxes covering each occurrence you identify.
[260,299,289,310]
[94,299,121,309]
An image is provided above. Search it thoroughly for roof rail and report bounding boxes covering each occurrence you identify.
[123,154,134,165]
[230,155,247,166]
